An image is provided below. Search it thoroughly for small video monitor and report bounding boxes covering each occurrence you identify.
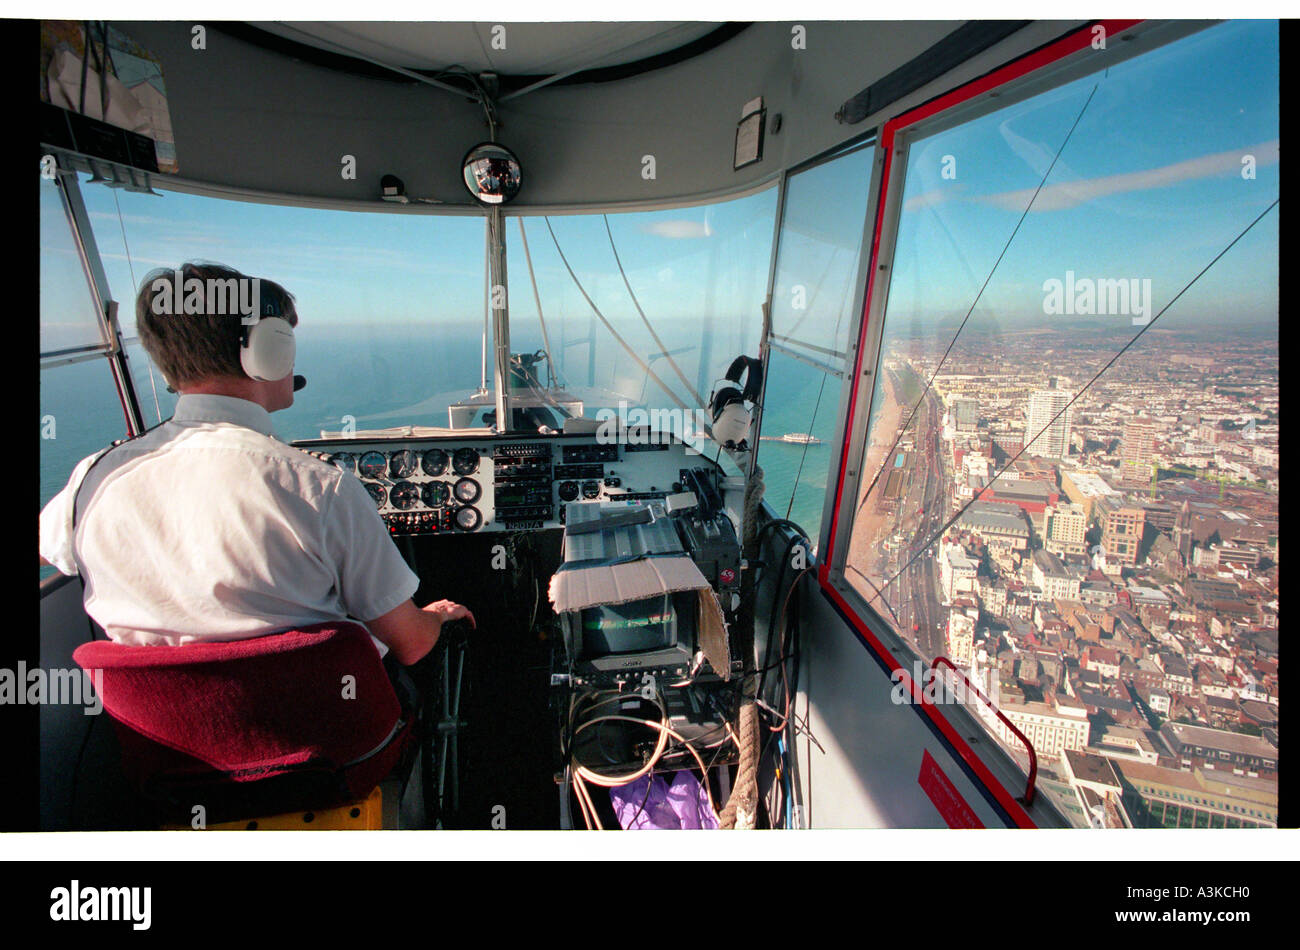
[570,592,696,677]
[580,595,677,658]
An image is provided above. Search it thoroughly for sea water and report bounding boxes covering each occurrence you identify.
[40,330,844,575]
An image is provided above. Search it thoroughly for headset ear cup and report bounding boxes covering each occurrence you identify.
[241,317,296,381]
[713,400,752,447]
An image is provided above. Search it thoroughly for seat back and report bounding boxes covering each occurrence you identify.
[73,622,411,824]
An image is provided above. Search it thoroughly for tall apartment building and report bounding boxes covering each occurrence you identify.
[1031,549,1081,601]
[1120,418,1159,482]
[1102,505,1147,566]
[940,545,979,602]
[1060,469,1120,520]
[1024,388,1073,460]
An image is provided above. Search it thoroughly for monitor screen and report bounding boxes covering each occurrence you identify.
[579,593,691,659]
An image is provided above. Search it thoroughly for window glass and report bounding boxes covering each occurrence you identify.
[40,174,124,582]
[843,21,1278,820]
[78,183,488,441]
[40,357,129,581]
[763,145,873,547]
[504,189,776,438]
[40,176,109,357]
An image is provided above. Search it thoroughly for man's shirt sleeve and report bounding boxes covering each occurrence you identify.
[323,470,420,622]
[39,450,111,576]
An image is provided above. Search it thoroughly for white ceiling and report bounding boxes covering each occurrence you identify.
[251,21,725,76]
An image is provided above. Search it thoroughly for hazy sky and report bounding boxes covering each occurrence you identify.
[885,20,1279,330]
[41,20,1278,367]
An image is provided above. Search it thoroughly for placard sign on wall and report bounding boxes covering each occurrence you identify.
[734,95,765,170]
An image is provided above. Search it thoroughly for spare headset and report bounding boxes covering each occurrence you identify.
[240,288,297,383]
[708,355,763,448]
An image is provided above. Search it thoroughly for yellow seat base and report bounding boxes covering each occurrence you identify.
[165,785,384,830]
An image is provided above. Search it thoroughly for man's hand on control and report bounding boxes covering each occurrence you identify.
[421,599,476,633]
[367,598,475,666]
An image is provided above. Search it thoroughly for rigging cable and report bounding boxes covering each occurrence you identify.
[856,83,1102,516]
[603,214,707,410]
[111,188,163,423]
[542,217,694,415]
[861,197,1281,615]
[516,218,565,389]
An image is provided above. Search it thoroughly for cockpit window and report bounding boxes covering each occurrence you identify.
[504,190,777,441]
[843,20,1278,823]
[81,183,489,440]
[764,143,874,548]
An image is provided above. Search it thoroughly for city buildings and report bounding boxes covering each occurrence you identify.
[1119,417,1160,483]
[1101,504,1147,566]
[850,331,1278,826]
[1044,502,1088,556]
[1024,387,1074,460]
[995,696,1090,761]
[1116,760,1277,828]
[1158,722,1278,775]
[951,396,978,432]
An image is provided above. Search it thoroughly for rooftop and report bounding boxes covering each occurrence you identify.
[1065,750,1123,789]
[1160,722,1278,759]
[1114,761,1278,806]
[959,502,1030,535]
[1062,470,1121,496]
[986,479,1057,502]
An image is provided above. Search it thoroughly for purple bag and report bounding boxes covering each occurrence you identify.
[610,772,719,830]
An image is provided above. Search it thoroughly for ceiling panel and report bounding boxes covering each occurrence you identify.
[251,21,724,76]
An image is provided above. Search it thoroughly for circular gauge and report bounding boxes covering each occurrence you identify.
[453,478,481,504]
[421,482,449,507]
[557,480,579,502]
[455,506,482,531]
[358,451,387,479]
[389,449,418,479]
[453,447,480,475]
[332,452,356,474]
[422,448,449,477]
[582,480,601,499]
[390,481,419,510]
[364,482,387,508]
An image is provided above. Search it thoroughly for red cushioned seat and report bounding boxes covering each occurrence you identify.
[73,621,412,826]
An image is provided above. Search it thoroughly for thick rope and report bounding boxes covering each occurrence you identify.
[718,698,760,829]
[719,462,764,829]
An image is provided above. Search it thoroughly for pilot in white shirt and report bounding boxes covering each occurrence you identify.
[39,262,472,664]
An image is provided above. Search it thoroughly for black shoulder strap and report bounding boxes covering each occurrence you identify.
[71,433,146,532]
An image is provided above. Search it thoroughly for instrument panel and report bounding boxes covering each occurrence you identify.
[296,433,732,537]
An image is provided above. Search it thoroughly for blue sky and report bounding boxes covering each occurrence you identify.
[42,20,1278,367]
[886,20,1279,329]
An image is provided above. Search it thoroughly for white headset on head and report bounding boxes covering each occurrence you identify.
[240,287,296,383]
